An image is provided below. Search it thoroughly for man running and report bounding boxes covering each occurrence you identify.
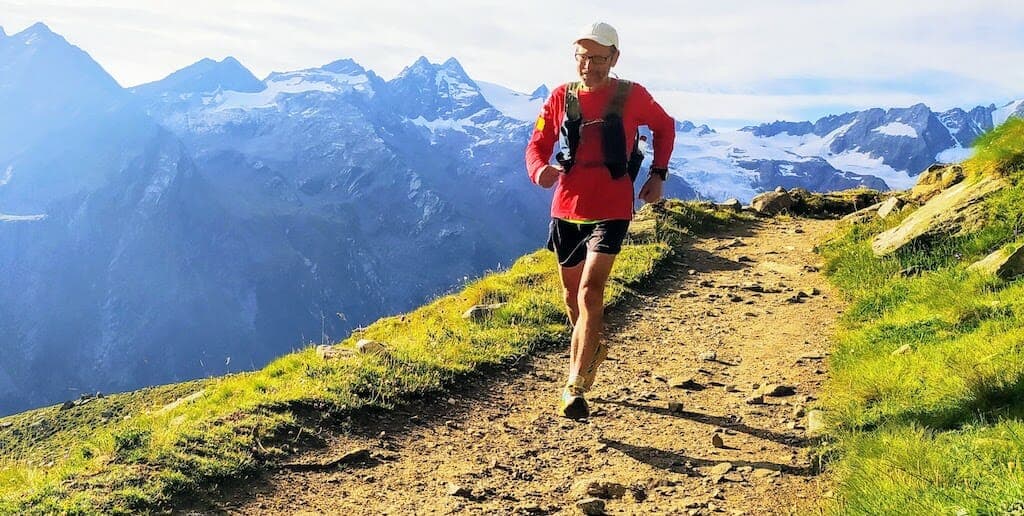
[525,22,676,419]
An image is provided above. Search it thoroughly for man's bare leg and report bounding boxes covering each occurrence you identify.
[568,252,617,383]
[558,262,584,326]
[558,262,584,377]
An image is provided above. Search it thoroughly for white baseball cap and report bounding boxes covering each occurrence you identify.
[575,22,619,49]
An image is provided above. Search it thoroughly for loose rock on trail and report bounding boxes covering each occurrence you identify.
[214,217,840,515]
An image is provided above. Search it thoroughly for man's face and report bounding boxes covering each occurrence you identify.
[574,39,618,88]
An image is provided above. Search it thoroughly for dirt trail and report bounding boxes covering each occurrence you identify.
[219,217,841,515]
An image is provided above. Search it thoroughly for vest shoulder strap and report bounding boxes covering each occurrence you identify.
[565,82,582,121]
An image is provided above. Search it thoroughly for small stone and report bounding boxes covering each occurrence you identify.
[762,384,796,397]
[60,400,75,411]
[802,264,820,272]
[892,344,912,355]
[462,303,505,321]
[709,462,733,476]
[646,477,675,489]
[736,255,753,263]
[518,503,544,514]
[667,401,685,413]
[785,295,804,304]
[753,468,781,479]
[679,290,698,298]
[572,480,627,500]
[712,434,725,448]
[668,377,704,390]
[807,410,826,435]
[682,497,706,509]
[740,282,764,292]
[0,421,12,429]
[447,483,471,498]
[725,385,740,393]
[576,497,606,515]
[792,406,806,418]
[728,294,743,302]
[700,351,717,361]
[356,339,387,355]
[745,395,765,405]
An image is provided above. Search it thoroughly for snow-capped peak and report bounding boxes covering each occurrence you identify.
[388,56,489,121]
[530,84,549,100]
[13,22,61,47]
[321,58,367,75]
[132,56,264,96]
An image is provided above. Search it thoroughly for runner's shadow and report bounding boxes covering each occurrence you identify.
[598,438,819,477]
[596,399,810,448]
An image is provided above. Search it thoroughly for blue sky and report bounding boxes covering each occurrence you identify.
[2,0,1023,129]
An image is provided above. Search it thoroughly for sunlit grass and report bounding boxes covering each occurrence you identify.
[817,119,1024,513]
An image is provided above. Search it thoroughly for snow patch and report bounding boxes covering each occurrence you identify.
[476,81,544,122]
[825,150,912,190]
[408,116,472,132]
[993,99,1024,127]
[936,146,974,163]
[873,122,918,138]
[0,166,12,187]
[213,70,369,112]
[0,213,46,222]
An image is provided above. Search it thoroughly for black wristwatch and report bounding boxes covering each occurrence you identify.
[650,167,668,181]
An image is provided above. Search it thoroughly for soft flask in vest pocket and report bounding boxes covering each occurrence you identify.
[601,112,629,179]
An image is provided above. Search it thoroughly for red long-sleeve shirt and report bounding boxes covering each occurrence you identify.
[525,79,675,221]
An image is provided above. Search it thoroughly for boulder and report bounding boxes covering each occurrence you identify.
[908,164,965,203]
[876,196,906,219]
[316,344,353,360]
[967,243,1024,280]
[791,188,883,218]
[462,303,505,321]
[871,176,1007,256]
[750,190,794,215]
[840,201,883,224]
[717,198,742,212]
[356,339,388,355]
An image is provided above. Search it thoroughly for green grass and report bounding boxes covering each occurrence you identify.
[0,200,745,514]
[817,118,1024,514]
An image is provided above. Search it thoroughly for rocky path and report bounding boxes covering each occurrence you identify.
[218,217,841,515]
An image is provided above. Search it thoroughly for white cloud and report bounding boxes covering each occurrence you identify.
[2,0,1022,126]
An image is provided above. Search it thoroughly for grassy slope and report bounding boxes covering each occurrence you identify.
[817,118,1024,514]
[0,200,743,514]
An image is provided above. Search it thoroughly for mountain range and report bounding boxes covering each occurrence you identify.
[0,21,1020,415]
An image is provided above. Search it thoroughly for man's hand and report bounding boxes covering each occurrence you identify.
[638,175,664,204]
[537,164,563,189]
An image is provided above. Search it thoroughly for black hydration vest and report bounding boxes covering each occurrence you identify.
[555,80,645,182]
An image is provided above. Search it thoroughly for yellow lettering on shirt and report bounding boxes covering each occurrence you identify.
[535,116,545,132]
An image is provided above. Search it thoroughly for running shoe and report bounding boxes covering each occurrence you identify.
[557,385,590,419]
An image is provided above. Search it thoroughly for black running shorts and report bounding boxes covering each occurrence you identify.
[546,218,630,268]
